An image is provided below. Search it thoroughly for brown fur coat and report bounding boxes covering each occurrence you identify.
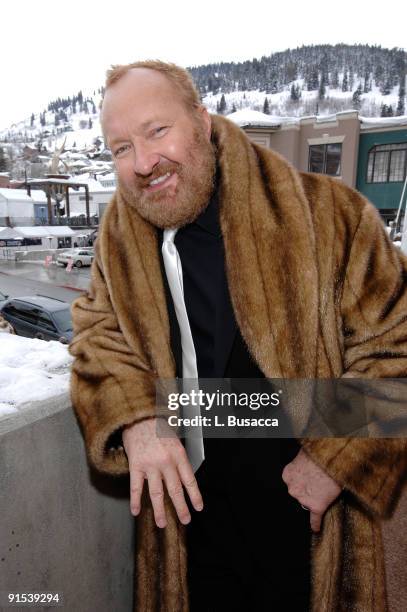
[69,115,407,611]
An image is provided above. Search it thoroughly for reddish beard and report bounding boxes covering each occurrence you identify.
[118,124,216,229]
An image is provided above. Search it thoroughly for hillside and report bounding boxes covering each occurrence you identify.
[0,44,405,180]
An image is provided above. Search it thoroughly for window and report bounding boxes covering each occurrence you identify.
[4,301,38,324]
[36,311,57,332]
[309,143,342,176]
[52,308,72,333]
[366,143,407,183]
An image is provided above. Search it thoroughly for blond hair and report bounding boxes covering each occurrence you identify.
[105,60,201,112]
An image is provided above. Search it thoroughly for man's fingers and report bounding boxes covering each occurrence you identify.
[163,467,191,525]
[129,468,145,516]
[177,456,204,512]
[310,511,322,533]
[147,470,167,528]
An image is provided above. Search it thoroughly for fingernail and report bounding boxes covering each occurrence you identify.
[182,515,191,524]
[131,507,139,516]
[196,504,203,511]
[157,519,167,528]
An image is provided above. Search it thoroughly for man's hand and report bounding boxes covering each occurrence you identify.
[122,418,203,528]
[282,448,342,533]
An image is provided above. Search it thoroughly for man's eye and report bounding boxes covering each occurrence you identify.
[153,126,168,136]
[114,145,130,157]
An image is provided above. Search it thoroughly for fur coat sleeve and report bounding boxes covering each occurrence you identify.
[300,181,407,519]
[69,235,160,475]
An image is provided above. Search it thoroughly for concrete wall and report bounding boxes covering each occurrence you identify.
[0,388,405,612]
[0,394,134,612]
[270,127,301,168]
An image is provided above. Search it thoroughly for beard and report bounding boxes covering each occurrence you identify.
[118,122,216,229]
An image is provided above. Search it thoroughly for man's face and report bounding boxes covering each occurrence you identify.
[101,68,216,228]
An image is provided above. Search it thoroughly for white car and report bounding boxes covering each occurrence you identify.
[57,248,94,268]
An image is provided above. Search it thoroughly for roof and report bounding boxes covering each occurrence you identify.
[360,115,407,130]
[227,109,284,128]
[0,188,33,202]
[0,226,75,238]
[7,295,70,312]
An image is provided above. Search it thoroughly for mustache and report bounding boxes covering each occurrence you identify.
[134,162,181,189]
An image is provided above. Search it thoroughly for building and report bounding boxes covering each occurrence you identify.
[356,116,407,222]
[0,188,35,226]
[230,110,407,221]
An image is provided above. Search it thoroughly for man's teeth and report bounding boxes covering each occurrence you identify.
[150,172,171,186]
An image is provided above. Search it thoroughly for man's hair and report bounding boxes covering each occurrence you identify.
[105,60,201,112]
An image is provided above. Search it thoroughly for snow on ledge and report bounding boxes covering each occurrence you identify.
[0,334,73,418]
[226,109,285,127]
[360,115,407,129]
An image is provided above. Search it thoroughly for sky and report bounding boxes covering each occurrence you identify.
[1,0,406,130]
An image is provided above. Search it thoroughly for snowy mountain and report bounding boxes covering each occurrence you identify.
[0,44,405,180]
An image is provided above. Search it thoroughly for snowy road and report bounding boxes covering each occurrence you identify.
[0,261,90,304]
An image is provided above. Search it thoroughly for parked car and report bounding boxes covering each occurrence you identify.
[57,248,94,268]
[0,295,73,343]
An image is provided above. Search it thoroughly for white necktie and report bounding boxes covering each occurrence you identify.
[162,228,205,472]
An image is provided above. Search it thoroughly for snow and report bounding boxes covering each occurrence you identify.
[0,334,73,418]
[227,109,288,127]
[0,226,75,238]
[360,115,407,129]
[0,188,33,202]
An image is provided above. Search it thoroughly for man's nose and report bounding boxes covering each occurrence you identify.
[133,143,160,176]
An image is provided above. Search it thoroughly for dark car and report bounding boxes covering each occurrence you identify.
[0,295,73,343]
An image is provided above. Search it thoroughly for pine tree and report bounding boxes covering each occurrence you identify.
[30,113,35,127]
[387,105,394,117]
[318,74,326,100]
[88,118,93,129]
[219,94,227,114]
[342,71,348,92]
[381,104,388,117]
[232,103,237,113]
[352,84,362,110]
[0,146,8,172]
[380,77,391,95]
[263,97,270,114]
[83,100,89,114]
[307,67,319,91]
[396,82,405,116]
[331,70,339,89]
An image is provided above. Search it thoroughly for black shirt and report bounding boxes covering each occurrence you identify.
[173,193,224,378]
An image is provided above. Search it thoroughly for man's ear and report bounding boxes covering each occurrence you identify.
[200,106,212,140]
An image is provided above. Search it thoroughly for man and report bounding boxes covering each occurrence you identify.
[69,61,406,611]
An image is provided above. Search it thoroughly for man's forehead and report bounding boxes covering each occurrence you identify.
[105,68,178,104]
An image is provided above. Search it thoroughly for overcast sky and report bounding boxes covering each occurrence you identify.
[1,0,405,130]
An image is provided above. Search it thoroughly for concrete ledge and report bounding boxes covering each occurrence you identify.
[0,396,134,612]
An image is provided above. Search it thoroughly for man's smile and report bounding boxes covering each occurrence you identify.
[145,171,178,193]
